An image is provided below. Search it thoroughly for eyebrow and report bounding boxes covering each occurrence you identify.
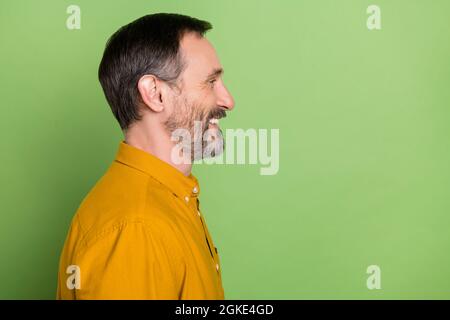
[205,68,224,81]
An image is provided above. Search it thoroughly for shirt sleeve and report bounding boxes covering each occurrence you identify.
[71,219,185,300]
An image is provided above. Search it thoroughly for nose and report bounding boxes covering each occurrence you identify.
[216,83,235,111]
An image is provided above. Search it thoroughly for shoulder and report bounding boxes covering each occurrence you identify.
[68,215,184,275]
[70,166,182,255]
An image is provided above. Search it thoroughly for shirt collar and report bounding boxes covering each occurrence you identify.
[114,140,200,200]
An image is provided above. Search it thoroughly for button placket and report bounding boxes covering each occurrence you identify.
[189,184,220,274]
[195,198,216,264]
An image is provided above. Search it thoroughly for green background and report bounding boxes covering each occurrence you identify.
[1,0,449,299]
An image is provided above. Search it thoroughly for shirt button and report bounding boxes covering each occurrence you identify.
[184,196,189,203]
[197,210,201,216]
[193,186,198,194]
[216,263,219,271]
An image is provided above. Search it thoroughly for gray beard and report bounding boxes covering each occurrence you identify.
[192,127,225,161]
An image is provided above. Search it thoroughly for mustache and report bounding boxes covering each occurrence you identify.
[206,108,227,122]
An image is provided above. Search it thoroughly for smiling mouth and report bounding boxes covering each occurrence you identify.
[207,110,227,126]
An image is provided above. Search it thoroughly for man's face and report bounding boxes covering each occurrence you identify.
[164,32,235,161]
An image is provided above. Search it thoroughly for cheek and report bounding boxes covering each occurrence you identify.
[162,103,175,122]
[194,87,216,107]
[204,89,217,106]
[180,89,215,126]
[162,92,180,119]
[188,97,209,121]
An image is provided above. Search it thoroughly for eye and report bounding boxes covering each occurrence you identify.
[208,78,217,87]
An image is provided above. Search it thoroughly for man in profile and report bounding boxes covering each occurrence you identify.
[57,13,234,299]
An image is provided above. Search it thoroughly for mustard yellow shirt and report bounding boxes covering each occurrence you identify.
[57,141,224,299]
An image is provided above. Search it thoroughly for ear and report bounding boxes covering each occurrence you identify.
[137,75,164,112]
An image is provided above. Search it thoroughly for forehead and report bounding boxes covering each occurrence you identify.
[179,32,221,80]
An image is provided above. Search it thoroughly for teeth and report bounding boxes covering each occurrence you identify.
[209,118,219,125]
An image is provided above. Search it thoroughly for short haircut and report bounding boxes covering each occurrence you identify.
[98,13,212,130]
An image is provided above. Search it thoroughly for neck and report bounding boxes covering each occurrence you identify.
[124,119,193,177]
